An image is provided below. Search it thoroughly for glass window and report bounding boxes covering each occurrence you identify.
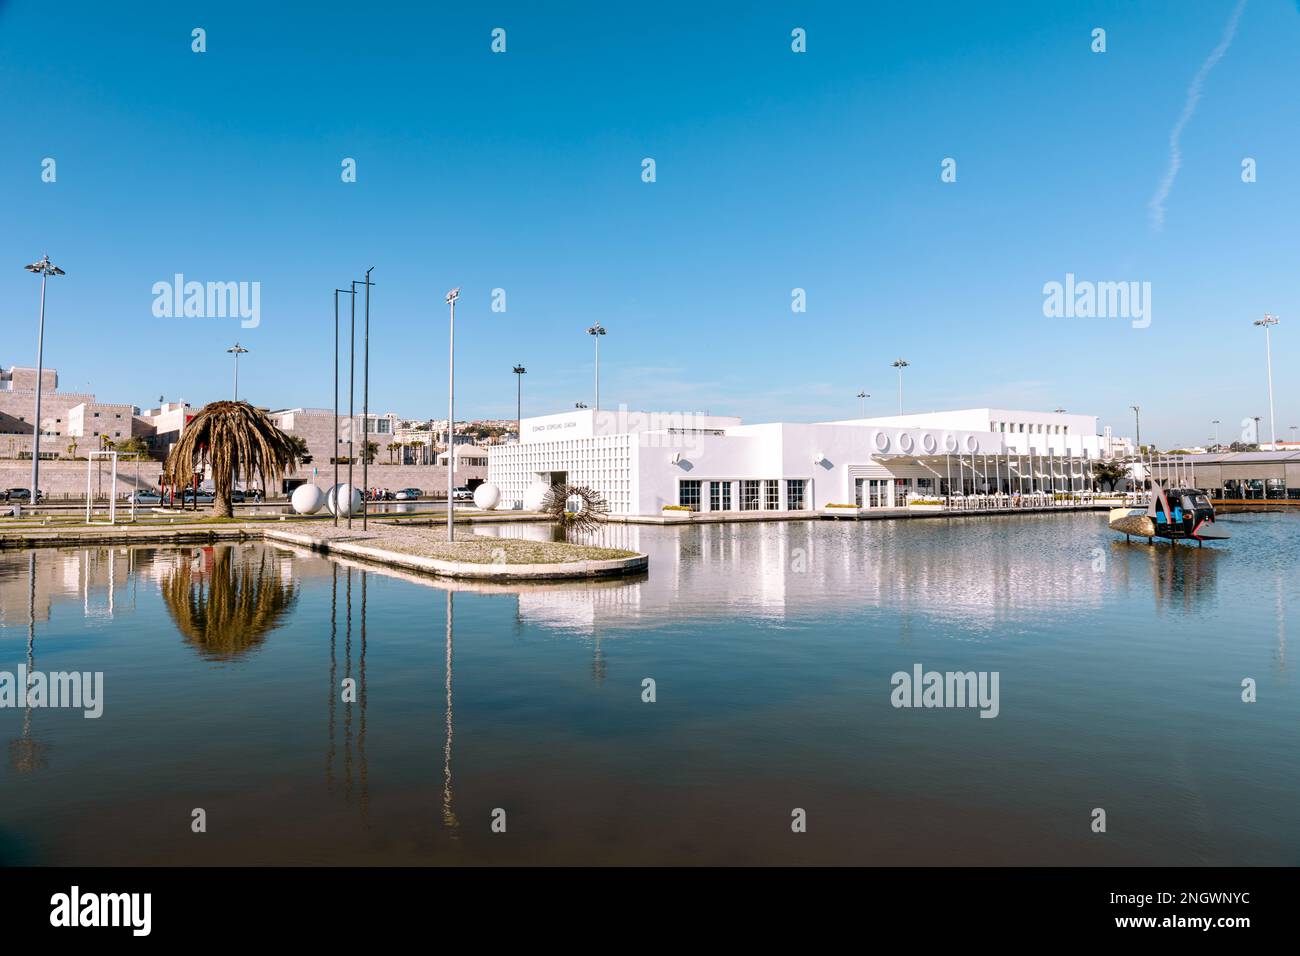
[741,479,761,511]
[678,480,700,511]
[710,480,732,511]
[787,479,806,510]
[764,480,780,510]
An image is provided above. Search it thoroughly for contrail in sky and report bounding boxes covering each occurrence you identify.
[1148,0,1248,231]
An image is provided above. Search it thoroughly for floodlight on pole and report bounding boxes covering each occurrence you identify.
[24,255,65,506]
[587,322,606,413]
[226,343,249,401]
[891,359,909,415]
[513,365,527,438]
[445,287,460,542]
[1253,314,1279,449]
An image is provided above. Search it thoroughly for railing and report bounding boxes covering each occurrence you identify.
[937,492,1149,512]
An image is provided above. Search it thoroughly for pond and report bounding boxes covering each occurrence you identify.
[0,511,1295,865]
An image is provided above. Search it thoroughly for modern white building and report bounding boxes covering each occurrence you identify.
[488,406,1111,517]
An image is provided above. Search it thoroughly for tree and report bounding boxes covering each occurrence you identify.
[99,434,115,452]
[363,440,379,464]
[165,401,301,518]
[114,436,151,459]
[285,433,311,464]
[66,437,79,459]
[1093,459,1129,491]
[387,442,398,465]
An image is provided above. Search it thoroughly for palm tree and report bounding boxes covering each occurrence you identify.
[165,401,301,518]
[363,440,379,464]
[387,442,398,465]
[66,437,78,459]
[99,434,115,452]
[285,433,312,465]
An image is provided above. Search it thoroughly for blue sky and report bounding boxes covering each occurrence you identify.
[2,0,1297,447]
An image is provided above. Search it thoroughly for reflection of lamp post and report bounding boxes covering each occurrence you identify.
[513,365,527,438]
[24,256,65,505]
[443,591,459,830]
[891,359,909,415]
[226,343,248,400]
[1254,314,1279,449]
[10,553,49,772]
[587,322,606,412]
[445,288,460,542]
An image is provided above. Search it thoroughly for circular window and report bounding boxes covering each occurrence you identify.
[964,434,978,452]
[943,433,958,453]
[873,430,890,452]
[921,432,938,454]
[898,432,915,453]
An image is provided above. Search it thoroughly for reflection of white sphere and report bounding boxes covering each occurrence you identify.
[522,482,550,511]
[473,483,501,510]
[291,484,325,515]
[326,483,363,517]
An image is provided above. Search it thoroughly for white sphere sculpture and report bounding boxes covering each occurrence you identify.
[522,481,550,512]
[326,483,363,517]
[473,483,501,510]
[291,483,326,515]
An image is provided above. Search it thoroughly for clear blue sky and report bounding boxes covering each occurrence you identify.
[3,0,1297,448]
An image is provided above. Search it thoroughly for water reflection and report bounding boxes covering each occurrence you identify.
[7,553,49,773]
[327,565,369,820]
[161,546,298,660]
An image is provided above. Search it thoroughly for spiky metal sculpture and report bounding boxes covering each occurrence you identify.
[540,483,609,537]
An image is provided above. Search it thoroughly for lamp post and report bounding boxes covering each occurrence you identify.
[360,268,374,530]
[334,287,356,527]
[1212,419,1220,448]
[891,359,909,415]
[445,287,460,542]
[587,322,606,413]
[857,391,869,417]
[1254,314,1279,449]
[513,365,526,438]
[226,343,248,401]
[1130,405,1141,451]
[24,256,65,505]
[1253,416,1262,449]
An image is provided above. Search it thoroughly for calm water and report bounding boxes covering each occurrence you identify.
[0,511,1296,866]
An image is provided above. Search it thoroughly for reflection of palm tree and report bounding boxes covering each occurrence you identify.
[161,546,298,659]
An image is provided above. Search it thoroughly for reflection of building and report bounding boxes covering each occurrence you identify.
[489,407,1111,516]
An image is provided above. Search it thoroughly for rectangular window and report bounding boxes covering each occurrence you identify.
[709,480,732,511]
[764,480,780,510]
[741,480,760,510]
[678,480,701,511]
[787,479,806,510]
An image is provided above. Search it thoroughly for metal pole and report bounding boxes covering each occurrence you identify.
[334,290,340,527]
[447,291,457,542]
[594,331,600,413]
[348,281,356,529]
[30,269,48,504]
[362,268,373,530]
[1264,323,1277,448]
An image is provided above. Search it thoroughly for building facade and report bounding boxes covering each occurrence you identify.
[488,407,1112,516]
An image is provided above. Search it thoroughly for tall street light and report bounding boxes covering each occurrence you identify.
[226,343,249,401]
[24,256,65,505]
[587,322,606,413]
[1131,405,1141,450]
[1212,419,1220,447]
[445,287,460,542]
[360,268,374,530]
[513,365,527,438]
[891,359,909,415]
[1254,314,1279,449]
[857,391,869,418]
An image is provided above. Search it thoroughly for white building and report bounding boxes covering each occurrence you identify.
[488,406,1110,517]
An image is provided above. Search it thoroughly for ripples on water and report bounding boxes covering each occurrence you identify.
[0,512,1295,865]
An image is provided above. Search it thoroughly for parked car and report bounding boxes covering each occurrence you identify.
[230,490,245,503]
[129,489,162,504]
[4,488,43,502]
[394,487,422,501]
[452,486,474,502]
[181,489,216,504]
